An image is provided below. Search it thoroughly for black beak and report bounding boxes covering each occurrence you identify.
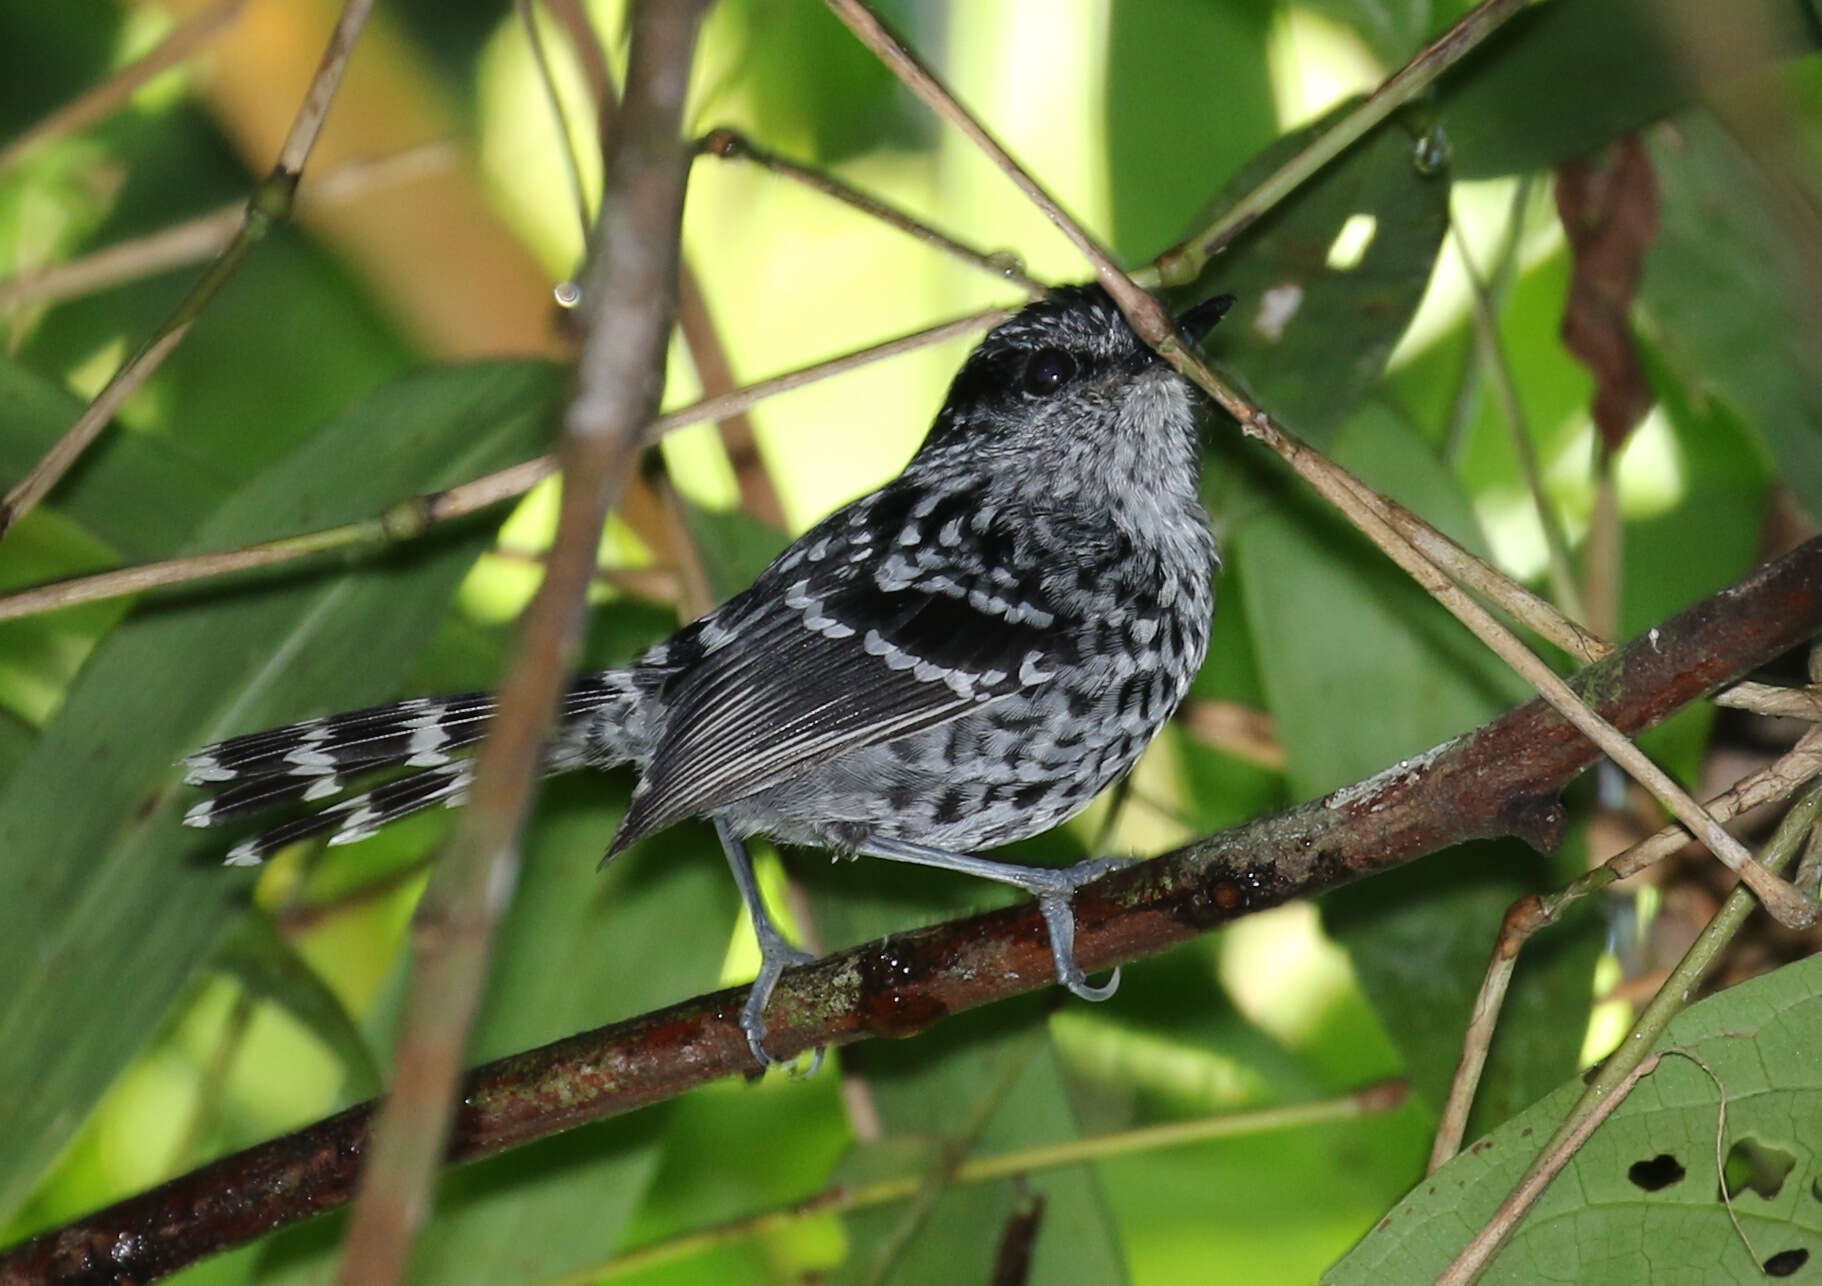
[1175,293,1236,346]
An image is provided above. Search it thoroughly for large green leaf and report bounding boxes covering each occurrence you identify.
[825,1010,1130,1286]
[1437,0,1819,178]
[1329,951,1822,1283]
[1641,106,1822,523]
[1104,0,1278,262]
[1186,99,1451,454]
[0,360,559,1223]
[0,356,226,560]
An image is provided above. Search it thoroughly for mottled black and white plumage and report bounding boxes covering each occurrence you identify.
[184,284,1231,1063]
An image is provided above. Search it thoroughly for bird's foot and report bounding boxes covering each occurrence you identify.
[740,929,825,1075]
[1029,855,1135,1002]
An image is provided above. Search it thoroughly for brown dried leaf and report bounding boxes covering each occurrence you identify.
[1556,136,1661,451]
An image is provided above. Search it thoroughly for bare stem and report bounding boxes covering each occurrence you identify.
[1435,1052,1663,1286]
[0,0,378,539]
[0,0,249,174]
[330,5,707,1283]
[696,127,1047,296]
[0,306,1003,625]
[1449,782,1822,1278]
[579,1083,1403,1283]
[1454,221,1588,622]
[821,0,1138,310]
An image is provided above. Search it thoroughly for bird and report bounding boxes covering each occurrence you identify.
[182,283,1233,1064]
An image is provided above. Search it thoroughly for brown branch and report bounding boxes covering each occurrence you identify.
[329,5,707,1283]
[8,534,1820,1286]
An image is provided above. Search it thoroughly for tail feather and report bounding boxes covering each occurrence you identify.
[185,670,639,865]
[184,770,350,828]
[222,763,475,866]
[181,693,497,785]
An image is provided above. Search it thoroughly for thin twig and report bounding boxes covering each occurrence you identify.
[1523,780,1822,1167]
[675,261,787,526]
[0,306,1004,624]
[1454,221,1588,622]
[538,0,615,118]
[1429,723,1822,1169]
[822,0,1137,307]
[696,128,1047,297]
[0,0,250,174]
[0,142,457,313]
[1444,178,1534,464]
[1143,0,1546,288]
[1231,408,1809,927]
[1435,1052,1663,1286]
[517,0,594,240]
[0,0,378,539]
[331,5,707,1283]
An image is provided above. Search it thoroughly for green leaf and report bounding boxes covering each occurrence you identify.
[215,914,384,1103]
[1640,106,1822,523]
[1437,0,1820,178]
[1328,952,1822,1284]
[252,781,739,1284]
[1186,100,1451,452]
[827,1018,1131,1286]
[0,360,559,1223]
[1238,403,1524,798]
[1105,0,1278,262]
[1300,0,1435,65]
[0,355,227,559]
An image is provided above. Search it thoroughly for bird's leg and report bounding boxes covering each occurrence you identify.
[856,836,1132,1001]
[716,820,820,1070]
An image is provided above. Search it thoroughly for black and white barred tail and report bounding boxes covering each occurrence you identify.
[181,672,638,866]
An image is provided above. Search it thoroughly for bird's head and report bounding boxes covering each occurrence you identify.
[910,284,1232,506]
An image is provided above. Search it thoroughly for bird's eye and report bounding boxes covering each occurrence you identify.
[1022,348,1076,396]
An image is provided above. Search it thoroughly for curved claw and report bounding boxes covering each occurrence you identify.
[1063,964,1122,1002]
[740,941,819,1070]
[1036,887,1121,1004]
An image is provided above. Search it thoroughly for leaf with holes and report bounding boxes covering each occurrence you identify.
[1326,951,1822,1284]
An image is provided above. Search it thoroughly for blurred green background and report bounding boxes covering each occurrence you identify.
[2,1,1821,1282]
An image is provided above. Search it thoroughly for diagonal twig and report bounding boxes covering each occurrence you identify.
[0,143,457,313]
[0,0,378,539]
[0,0,251,175]
[1143,0,1544,288]
[1445,784,1822,1279]
[1430,722,1822,1170]
[696,127,1049,297]
[330,5,709,1283]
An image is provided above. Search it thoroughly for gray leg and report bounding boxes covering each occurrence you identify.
[716,820,818,1068]
[857,835,1130,1001]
